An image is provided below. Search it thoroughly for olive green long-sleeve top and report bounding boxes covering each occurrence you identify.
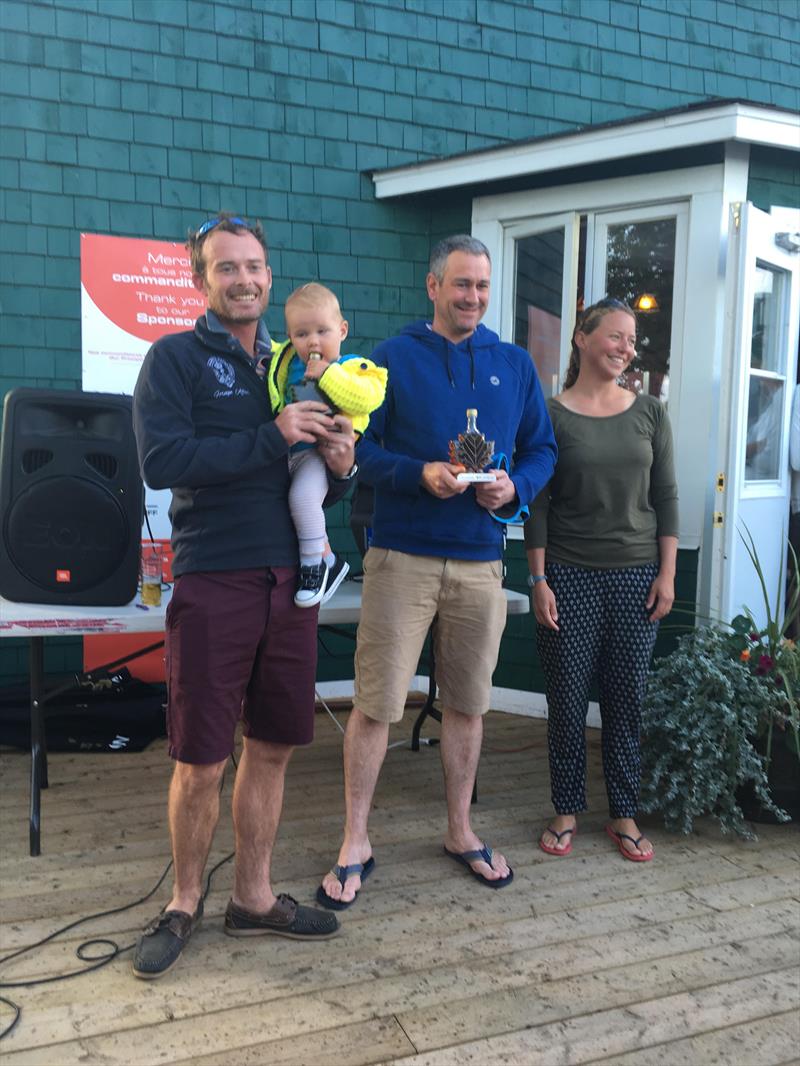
[524,394,679,569]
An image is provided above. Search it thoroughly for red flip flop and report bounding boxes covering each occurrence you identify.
[605,824,654,862]
[538,824,576,856]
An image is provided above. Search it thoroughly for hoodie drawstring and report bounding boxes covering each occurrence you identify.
[444,337,476,389]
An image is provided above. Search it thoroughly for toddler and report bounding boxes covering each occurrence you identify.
[268,283,387,606]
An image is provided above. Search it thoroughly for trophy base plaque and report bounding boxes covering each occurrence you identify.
[456,471,497,482]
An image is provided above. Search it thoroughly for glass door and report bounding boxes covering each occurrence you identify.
[498,199,692,542]
[586,203,688,422]
[501,204,688,412]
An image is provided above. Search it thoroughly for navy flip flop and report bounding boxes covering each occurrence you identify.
[316,856,375,910]
[443,843,514,889]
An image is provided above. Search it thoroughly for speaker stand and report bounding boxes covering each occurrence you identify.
[29,637,46,857]
[25,637,165,856]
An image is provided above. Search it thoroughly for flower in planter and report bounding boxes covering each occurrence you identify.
[725,615,799,762]
[720,526,799,766]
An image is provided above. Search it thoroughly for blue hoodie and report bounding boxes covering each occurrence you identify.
[357,320,557,561]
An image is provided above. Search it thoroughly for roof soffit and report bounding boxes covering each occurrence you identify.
[371,102,799,200]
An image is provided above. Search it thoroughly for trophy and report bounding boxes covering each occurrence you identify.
[449,409,496,482]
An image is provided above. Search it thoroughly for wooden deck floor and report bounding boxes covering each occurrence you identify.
[1,708,799,1066]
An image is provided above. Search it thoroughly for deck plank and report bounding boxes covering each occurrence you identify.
[173,1017,417,1066]
[1,711,798,1065]
[380,974,799,1065]
[598,1009,800,1066]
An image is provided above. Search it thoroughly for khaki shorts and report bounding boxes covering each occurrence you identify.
[354,548,507,723]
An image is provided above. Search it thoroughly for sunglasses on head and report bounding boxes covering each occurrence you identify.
[592,297,629,310]
[194,215,249,239]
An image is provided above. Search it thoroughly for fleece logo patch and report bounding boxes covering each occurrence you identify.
[207,357,235,388]
[489,375,500,386]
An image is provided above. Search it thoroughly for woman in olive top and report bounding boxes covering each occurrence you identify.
[525,299,679,862]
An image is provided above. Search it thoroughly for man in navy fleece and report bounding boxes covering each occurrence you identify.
[131,215,353,978]
[318,235,557,908]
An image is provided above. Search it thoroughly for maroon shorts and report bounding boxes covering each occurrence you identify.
[165,568,319,764]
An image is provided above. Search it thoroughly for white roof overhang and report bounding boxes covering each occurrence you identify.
[371,101,799,200]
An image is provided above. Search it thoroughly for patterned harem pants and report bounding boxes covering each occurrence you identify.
[536,562,659,819]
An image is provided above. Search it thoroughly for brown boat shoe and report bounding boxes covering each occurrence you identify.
[132,899,203,979]
[224,893,339,939]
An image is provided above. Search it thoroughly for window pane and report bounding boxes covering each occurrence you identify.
[514,229,564,398]
[751,263,785,374]
[605,218,676,403]
[745,263,788,482]
[746,374,784,481]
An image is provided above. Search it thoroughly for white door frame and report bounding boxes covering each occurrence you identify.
[713,202,800,627]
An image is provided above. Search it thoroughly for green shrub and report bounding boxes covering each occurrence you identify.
[640,627,789,839]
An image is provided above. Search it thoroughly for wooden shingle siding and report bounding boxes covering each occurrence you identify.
[1,0,797,683]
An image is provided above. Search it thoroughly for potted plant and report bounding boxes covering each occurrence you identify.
[640,529,798,837]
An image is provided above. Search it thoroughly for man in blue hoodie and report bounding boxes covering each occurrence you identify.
[318,235,557,908]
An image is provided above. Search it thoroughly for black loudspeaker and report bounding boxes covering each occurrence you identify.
[0,388,144,605]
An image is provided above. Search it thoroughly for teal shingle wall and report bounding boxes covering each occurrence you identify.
[2,0,795,396]
[747,146,800,212]
[0,0,794,683]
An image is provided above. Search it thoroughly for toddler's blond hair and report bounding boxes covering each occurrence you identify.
[285,282,343,322]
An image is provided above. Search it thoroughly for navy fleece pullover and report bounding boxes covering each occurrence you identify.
[132,314,348,576]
